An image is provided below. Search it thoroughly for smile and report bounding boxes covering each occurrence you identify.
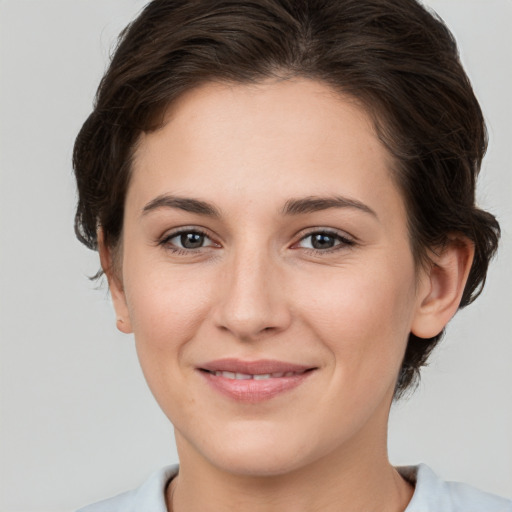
[205,370,308,380]
[198,359,317,403]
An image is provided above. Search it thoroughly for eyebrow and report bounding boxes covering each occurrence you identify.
[281,195,377,218]
[141,194,377,219]
[142,194,221,218]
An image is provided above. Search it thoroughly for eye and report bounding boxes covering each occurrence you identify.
[160,228,218,253]
[296,230,355,252]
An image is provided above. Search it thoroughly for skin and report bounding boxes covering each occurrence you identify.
[100,78,473,511]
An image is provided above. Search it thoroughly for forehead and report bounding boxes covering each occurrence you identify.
[137,78,384,163]
[130,78,403,222]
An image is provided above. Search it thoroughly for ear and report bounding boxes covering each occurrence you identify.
[411,236,474,339]
[97,229,133,334]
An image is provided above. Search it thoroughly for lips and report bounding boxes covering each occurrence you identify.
[206,370,307,380]
[198,358,317,403]
[200,358,312,373]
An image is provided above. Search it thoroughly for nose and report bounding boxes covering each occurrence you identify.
[212,246,292,341]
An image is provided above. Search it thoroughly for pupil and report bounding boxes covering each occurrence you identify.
[312,234,334,249]
[181,232,204,249]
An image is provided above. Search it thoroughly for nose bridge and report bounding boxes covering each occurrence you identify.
[213,238,291,339]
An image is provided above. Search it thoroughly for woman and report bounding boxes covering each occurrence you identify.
[73,0,510,510]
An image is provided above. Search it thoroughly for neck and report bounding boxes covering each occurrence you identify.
[167,425,413,512]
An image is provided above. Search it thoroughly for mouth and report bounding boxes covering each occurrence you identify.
[202,369,310,380]
[197,359,317,403]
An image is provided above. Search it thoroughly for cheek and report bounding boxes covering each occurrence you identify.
[123,265,219,425]
[293,266,417,437]
[123,263,215,365]
[297,261,417,372]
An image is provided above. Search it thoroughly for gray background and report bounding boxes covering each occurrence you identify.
[0,1,510,510]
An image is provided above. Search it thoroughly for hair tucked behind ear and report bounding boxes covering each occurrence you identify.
[73,0,500,399]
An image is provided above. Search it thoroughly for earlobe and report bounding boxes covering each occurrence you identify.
[411,237,474,339]
[97,229,133,334]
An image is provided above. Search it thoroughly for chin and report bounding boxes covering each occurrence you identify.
[187,421,324,477]
[209,448,309,477]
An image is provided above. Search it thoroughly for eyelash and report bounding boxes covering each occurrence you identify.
[295,230,355,254]
[158,228,216,256]
[158,228,355,256]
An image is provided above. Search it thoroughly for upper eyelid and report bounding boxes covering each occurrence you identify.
[161,226,213,240]
[295,227,355,242]
[157,228,210,248]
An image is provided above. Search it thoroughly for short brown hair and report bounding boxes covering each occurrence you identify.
[73,0,500,398]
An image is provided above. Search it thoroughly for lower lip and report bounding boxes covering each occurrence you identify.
[199,370,315,403]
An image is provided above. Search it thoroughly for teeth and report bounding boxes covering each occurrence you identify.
[253,373,272,380]
[235,372,252,380]
[212,371,302,380]
[219,371,235,379]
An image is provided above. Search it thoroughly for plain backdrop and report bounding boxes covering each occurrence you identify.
[0,1,511,510]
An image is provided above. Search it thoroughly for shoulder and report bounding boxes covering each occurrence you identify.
[76,465,178,512]
[399,464,512,512]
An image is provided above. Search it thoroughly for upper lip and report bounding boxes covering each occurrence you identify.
[199,358,315,375]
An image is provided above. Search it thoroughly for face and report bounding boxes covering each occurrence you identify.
[109,78,430,476]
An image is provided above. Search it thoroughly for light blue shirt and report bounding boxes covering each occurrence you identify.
[77,464,512,512]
